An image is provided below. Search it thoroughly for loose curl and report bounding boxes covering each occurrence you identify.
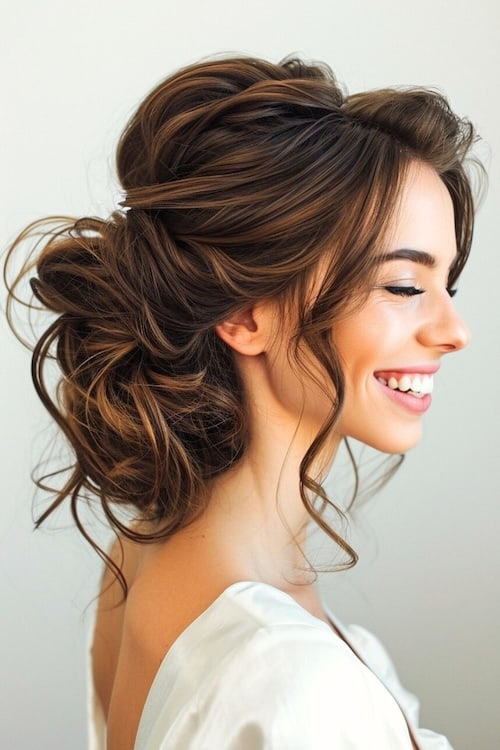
[4,55,481,594]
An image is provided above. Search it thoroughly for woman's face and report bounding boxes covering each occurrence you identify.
[333,161,470,453]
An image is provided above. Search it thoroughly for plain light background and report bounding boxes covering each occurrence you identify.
[1,1,498,748]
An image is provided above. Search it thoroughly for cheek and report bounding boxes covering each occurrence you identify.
[333,308,425,453]
[335,304,408,383]
[334,317,379,384]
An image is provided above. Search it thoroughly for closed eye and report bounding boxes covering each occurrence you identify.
[383,285,424,297]
[379,285,458,298]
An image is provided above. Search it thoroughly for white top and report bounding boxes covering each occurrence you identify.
[87,580,453,749]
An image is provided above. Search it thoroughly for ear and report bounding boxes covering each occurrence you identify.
[215,303,273,356]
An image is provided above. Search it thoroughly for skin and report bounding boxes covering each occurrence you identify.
[208,160,469,582]
[101,160,470,749]
[334,162,470,453]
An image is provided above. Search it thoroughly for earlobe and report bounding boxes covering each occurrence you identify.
[215,304,272,356]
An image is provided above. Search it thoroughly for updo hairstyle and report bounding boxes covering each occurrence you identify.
[4,56,479,589]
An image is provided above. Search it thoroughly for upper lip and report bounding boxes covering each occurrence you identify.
[374,364,441,376]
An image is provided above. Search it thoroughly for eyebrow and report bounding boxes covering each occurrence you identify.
[376,249,436,267]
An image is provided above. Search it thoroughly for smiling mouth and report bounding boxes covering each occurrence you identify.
[375,373,434,399]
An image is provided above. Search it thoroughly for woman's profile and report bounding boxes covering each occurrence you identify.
[4,55,482,749]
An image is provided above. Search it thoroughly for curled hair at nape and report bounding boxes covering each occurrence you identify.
[3,54,484,596]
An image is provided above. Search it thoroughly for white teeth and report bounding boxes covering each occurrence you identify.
[411,376,422,392]
[421,375,433,394]
[398,375,412,392]
[384,373,434,395]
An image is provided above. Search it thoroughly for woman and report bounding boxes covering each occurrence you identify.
[5,56,481,749]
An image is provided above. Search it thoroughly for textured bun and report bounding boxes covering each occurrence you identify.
[4,55,482,592]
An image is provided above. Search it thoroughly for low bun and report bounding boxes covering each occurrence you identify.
[4,54,481,592]
[13,211,247,540]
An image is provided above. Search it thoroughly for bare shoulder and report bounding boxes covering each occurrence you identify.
[122,529,235,662]
[92,527,176,750]
[103,527,235,749]
[91,532,143,717]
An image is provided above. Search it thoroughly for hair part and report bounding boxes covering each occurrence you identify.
[4,54,482,597]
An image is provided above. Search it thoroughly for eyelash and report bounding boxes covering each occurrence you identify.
[384,285,424,297]
[383,285,458,298]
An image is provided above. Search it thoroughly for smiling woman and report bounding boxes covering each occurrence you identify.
[334,162,471,453]
[3,55,483,749]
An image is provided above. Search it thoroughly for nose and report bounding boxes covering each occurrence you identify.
[417,294,471,353]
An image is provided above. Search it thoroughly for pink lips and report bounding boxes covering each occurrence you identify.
[374,363,440,379]
[373,364,439,415]
[376,379,432,414]
[374,362,441,380]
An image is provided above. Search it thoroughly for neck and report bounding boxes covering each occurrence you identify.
[191,396,340,591]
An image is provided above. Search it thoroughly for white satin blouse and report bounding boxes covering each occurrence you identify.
[87,580,453,749]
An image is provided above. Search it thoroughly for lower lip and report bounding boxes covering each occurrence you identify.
[375,377,432,414]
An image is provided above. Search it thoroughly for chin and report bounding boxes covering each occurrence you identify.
[340,414,424,454]
[360,426,423,454]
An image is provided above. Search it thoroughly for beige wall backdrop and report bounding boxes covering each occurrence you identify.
[1,1,498,748]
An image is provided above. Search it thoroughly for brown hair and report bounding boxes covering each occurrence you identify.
[4,55,480,593]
